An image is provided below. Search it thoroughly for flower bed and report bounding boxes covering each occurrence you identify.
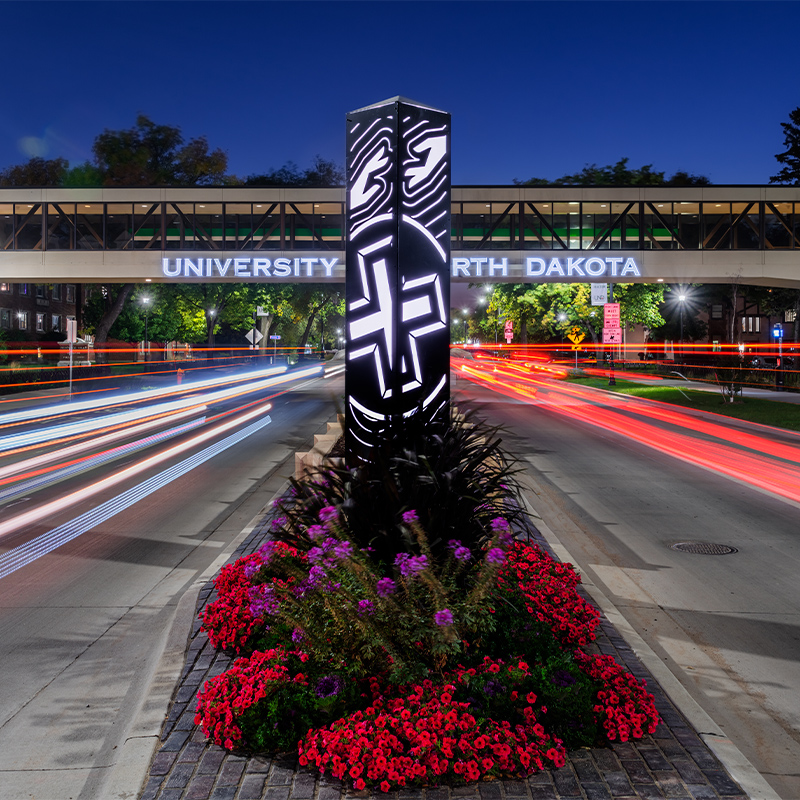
[194,412,658,791]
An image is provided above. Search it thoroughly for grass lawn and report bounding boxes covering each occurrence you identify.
[566,377,800,432]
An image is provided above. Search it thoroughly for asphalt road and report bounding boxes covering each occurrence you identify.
[453,379,800,800]
[0,370,343,800]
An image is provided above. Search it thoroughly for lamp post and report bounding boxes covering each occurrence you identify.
[462,308,469,344]
[141,296,151,362]
[208,308,216,360]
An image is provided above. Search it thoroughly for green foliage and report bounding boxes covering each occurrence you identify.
[92,114,228,186]
[274,406,530,566]
[514,157,710,187]
[771,106,800,185]
[0,156,68,186]
[243,155,344,186]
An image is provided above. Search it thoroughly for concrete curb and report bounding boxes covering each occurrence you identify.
[102,480,291,800]
[518,481,782,800]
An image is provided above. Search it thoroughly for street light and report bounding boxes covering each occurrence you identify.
[462,308,469,344]
[141,296,151,361]
[678,294,686,348]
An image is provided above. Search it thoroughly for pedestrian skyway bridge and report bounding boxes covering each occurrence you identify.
[1,185,798,287]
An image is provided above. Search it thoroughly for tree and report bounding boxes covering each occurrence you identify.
[81,284,136,362]
[92,114,228,186]
[513,157,710,187]
[0,157,68,186]
[243,155,344,186]
[771,106,800,185]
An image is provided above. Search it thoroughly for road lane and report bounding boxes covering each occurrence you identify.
[453,379,800,799]
[0,371,342,800]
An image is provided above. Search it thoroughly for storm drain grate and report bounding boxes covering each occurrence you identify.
[670,541,738,555]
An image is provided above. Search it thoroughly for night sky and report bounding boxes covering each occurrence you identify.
[0,0,796,186]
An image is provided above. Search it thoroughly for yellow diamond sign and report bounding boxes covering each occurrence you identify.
[566,327,585,345]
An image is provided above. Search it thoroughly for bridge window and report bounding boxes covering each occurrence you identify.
[107,204,134,250]
[47,204,75,249]
[0,204,12,250]
[76,204,104,250]
[250,203,281,250]
[765,202,797,249]
[14,203,43,250]
[134,204,161,250]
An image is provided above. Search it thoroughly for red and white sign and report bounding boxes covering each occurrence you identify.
[603,303,620,326]
[602,327,623,345]
[504,319,513,334]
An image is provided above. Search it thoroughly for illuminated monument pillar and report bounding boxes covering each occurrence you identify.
[345,97,451,464]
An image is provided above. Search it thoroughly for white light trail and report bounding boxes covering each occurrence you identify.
[0,402,273,540]
[0,417,206,505]
[0,410,274,580]
[0,363,292,427]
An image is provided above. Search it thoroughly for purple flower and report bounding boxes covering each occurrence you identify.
[434,608,454,626]
[395,553,428,578]
[483,679,506,697]
[485,547,506,566]
[455,546,471,562]
[315,675,344,698]
[333,541,353,561]
[552,669,577,687]
[270,515,287,532]
[357,599,375,616]
[247,584,279,616]
[319,506,338,523]
[307,524,326,540]
[257,541,277,564]
[291,627,305,644]
[402,509,419,524]
[243,561,261,580]
[490,517,510,531]
[376,577,397,598]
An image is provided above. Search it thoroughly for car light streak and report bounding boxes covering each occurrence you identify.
[0,409,273,580]
[0,364,323,456]
[0,363,293,427]
[0,407,204,483]
[454,359,800,505]
[0,401,273,543]
[0,417,207,505]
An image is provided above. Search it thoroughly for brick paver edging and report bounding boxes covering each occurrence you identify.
[139,509,748,800]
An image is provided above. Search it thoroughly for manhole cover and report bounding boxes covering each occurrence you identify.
[670,542,738,555]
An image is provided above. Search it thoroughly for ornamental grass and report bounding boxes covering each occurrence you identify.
[195,407,658,791]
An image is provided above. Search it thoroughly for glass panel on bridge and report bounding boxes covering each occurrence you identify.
[135,203,161,249]
[47,203,75,249]
[107,203,134,250]
[765,202,797,249]
[15,204,43,250]
[252,203,280,250]
[76,203,104,250]
[0,204,12,250]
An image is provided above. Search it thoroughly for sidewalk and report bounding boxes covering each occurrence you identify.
[137,492,759,800]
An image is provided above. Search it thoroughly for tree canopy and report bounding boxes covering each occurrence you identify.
[771,106,800,185]
[513,157,710,187]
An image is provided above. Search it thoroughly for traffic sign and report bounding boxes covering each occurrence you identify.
[566,328,585,345]
[504,319,513,334]
[603,303,620,326]
[256,306,270,317]
[245,328,263,345]
[269,334,281,340]
[571,344,581,351]
[602,327,623,345]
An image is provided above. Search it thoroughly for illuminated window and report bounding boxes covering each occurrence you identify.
[786,310,797,323]
[741,316,761,333]
[36,313,45,332]
[0,283,9,293]
[51,314,61,331]
[17,311,28,329]
[18,283,28,295]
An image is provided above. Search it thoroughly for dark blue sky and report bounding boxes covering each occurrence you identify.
[1,1,796,185]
